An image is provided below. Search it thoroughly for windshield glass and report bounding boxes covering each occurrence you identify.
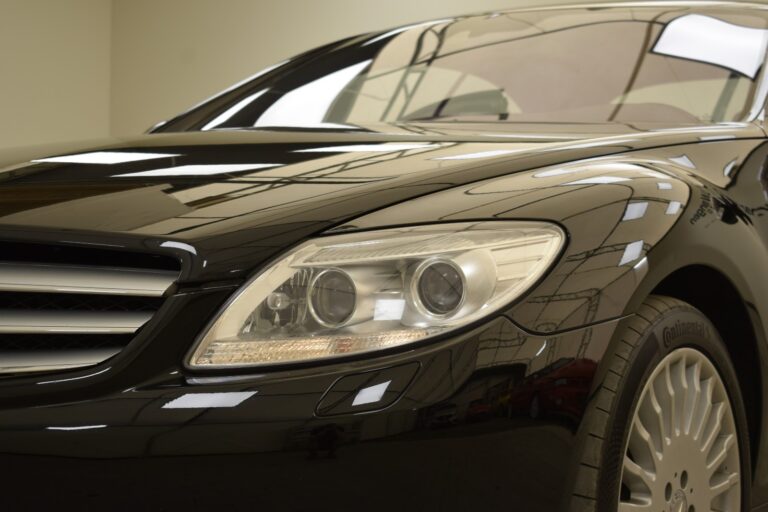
[165,6,768,131]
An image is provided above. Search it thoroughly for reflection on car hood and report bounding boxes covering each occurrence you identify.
[0,123,759,281]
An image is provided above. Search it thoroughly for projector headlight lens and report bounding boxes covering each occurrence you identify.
[415,260,465,317]
[187,221,565,369]
[309,269,356,327]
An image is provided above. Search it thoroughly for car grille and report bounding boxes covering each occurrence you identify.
[0,242,180,375]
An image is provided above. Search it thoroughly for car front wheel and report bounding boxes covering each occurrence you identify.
[569,296,751,512]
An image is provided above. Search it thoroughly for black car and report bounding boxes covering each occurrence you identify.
[2,2,768,511]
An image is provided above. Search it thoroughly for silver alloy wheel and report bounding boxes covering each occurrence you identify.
[619,347,741,512]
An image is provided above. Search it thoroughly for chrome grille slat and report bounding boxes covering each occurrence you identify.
[0,348,122,374]
[0,262,177,296]
[0,311,153,334]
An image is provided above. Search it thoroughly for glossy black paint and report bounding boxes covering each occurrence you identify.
[3,3,768,512]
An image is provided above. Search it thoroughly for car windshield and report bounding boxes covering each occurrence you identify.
[164,5,768,131]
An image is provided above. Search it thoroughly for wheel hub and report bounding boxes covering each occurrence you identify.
[668,489,687,512]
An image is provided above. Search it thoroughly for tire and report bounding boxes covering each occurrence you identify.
[568,295,752,512]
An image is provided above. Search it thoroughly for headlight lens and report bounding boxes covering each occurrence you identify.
[415,260,465,316]
[308,269,357,327]
[188,221,565,369]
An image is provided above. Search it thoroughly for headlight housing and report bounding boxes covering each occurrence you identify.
[187,221,565,369]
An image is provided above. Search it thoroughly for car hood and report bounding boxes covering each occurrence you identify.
[0,123,759,282]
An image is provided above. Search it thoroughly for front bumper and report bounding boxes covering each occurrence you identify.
[0,288,620,511]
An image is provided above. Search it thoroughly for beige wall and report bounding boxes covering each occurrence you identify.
[0,0,111,150]
[0,0,650,149]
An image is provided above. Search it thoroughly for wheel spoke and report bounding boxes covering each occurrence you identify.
[623,455,655,491]
[702,403,725,456]
[638,386,668,459]
[710,471,739,498]
[628,416,660,469]
[693,377,713,442]
[683,359,702,435]
[707,433,735,474]
[663,362,678,437]
[676,354,688,435]
[618,501,653,511]
[648,386,669,453]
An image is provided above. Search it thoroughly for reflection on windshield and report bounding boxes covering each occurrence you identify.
[201,89,270,131]
[653,14,768,79]
[254,60,371,129]
[185,6,768,131]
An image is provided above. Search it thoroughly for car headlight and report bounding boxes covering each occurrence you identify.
[187,221,565,369]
